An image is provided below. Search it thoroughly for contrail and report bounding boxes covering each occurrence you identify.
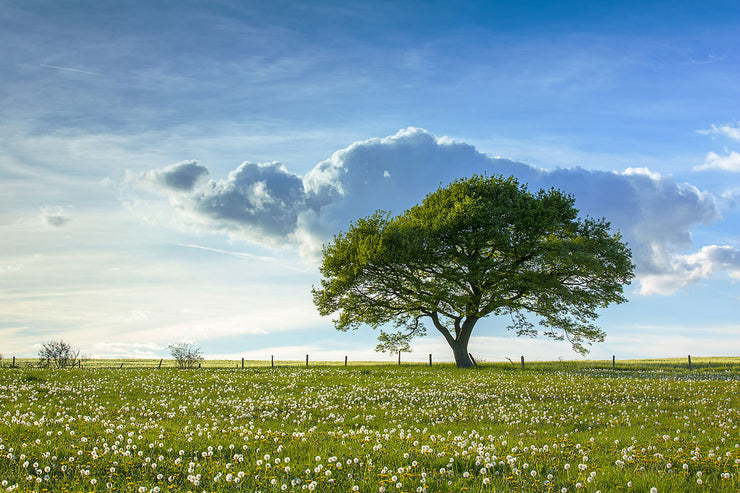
[171,242,264,259]
[169,242,311,272]
[40,64,104,76]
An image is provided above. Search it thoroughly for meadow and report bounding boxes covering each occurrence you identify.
[0,362,738,492]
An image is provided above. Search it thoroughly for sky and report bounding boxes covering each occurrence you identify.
[2,0,740,363]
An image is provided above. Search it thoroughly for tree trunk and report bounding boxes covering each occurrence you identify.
[452,339,474,368]
[430,312,478,369]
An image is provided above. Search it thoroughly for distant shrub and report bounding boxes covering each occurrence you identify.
[38,340,83,369]
[168,342,204,369]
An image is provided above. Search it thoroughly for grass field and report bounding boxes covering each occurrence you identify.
[0,363,738,492]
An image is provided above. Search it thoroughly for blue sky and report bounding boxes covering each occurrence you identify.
[2,0,739,362]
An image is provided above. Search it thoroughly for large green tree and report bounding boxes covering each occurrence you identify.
[313,175,634,368]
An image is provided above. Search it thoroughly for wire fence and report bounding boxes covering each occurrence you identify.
[2,354,739,372]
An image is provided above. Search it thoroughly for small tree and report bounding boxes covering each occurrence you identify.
[313,175,635,368]
[38,340,82,369]
[168,342,204,369]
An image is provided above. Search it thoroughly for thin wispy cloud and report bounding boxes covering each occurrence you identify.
[699,122,740,141]
[40,64,105,77]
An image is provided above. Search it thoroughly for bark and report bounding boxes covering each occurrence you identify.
[430,312,478,368]
[452,339,474,368]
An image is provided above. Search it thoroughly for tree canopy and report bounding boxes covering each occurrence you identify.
[312,175,635,368]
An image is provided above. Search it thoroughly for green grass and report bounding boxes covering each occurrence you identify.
[0,364,739,492]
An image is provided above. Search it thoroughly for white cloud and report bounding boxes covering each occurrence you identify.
[135,127,733,295]
[636,245,740,295]
[699,122,740,141]
[695,150,740,172]
[696,122,740,172]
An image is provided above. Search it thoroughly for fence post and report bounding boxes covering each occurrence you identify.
[12,356,16,368]
[198,363,201,369]
[158,358,163,369]
[688,354,692,371]
[521,355,525,369]
[344,355,348,367]
[708,360,711,370]
[468,353,478,368]
[306,354,309,368]
[271,355,274,369]
[612,355,615,369]
[429,353,432,367]
[398,350,401,366]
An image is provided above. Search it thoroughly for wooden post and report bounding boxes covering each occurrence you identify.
[241,357,244,369]
[688,354,692,371]
[468,353,478,368]
[12,356,16,368]
[708,361,711,370]
[198,363,201,369]
[271,355,274,368]
[612,355,616,369]
[521,355,525,369]
[158,358,163,369]
[429,353,432,367]
[398,350,401,366]
[344,355,348,367]
[119,363,124,369]
[306,354,309,368]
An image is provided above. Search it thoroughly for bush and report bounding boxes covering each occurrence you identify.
[168,342,203,369]
[38,340,83,369]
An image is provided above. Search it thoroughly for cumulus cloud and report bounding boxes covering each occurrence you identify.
[140,159,210,191]
[637,245,740,295]
[695,150,740,172]
[192,161,306,239]
[136,127,737,295]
